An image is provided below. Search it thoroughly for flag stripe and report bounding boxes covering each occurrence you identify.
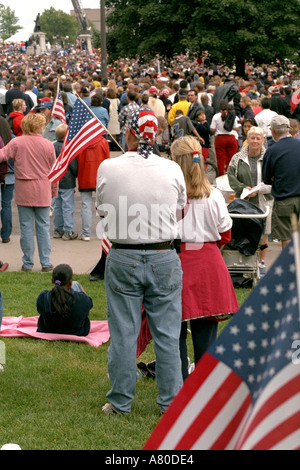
[49,122,105,183]
[49,126,102,182]
[143,354,220,450]
[175,371,245,450]
[271,428,300,450]
[143,237,300,451]
[59,120,104,164]
[241,393,300,450]
[235,363,300,449]
[251,409,300,450]
[52,81,67,124]
[53,119,101,170]
[209,393,252,450]
[48,98,107,183]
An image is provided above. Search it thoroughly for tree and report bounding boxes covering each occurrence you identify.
[0,4,22,41]
[105,0,300,76]
[40,7,79,44]
[106,0,195,60]
[182,0,300,77]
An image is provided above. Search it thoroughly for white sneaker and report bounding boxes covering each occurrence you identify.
[78,234,90,241]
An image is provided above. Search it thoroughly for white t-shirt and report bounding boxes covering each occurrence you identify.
[255,109,278,138]
[96,152,187,243]
[211,112,240,140]
[178,187,232,243]
[25,90,38,108]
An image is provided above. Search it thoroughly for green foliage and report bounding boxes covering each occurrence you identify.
[106,0,195,60]
[40,7,79,43]
[0,3,22,41]
[105,0,300,75]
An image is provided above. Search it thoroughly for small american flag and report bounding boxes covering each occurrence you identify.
[52,81,66,124]
[48,97,107,183]
[144,238,300,450]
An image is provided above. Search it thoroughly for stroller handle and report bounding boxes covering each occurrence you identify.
[229,205,270,219]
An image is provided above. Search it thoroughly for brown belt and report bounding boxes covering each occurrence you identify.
[111,241,174,250]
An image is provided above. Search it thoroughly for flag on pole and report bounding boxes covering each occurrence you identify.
[52,81,66,124]
[290,89,300,114]
[48,98,107,183]
[144,238,300,450]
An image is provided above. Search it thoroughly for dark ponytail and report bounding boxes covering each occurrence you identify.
[219,99,229,121]
[51,264,74,318]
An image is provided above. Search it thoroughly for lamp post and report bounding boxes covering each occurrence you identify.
[100,0,107,80]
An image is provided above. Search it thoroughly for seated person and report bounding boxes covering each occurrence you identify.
[36,264,92,336]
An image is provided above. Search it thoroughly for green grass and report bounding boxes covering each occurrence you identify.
[0,273,250,450]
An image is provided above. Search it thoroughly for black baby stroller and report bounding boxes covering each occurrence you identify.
[221,198,270,287]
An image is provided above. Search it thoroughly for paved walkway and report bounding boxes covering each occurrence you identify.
[2,198,282,275]
[1,149,282,274]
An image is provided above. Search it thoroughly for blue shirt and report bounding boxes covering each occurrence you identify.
[90,106,109,129]
[262,135,300,200]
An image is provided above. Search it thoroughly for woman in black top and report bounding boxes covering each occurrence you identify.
[37,264,92,336]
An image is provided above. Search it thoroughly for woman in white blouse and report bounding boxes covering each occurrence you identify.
[171,135,239,380]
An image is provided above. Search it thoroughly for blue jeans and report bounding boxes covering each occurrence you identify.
[53,188,75,233]
[1,183,14,240]
[17,205,52,269]
[80,191,93,236]
[105,248,183,413]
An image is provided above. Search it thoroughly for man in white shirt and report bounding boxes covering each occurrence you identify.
[96,107,186,416]
[255,97,278,147]
[25,79,38,108]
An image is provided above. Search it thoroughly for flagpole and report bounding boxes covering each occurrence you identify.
[76,95,125,154]
[291,213,300,324]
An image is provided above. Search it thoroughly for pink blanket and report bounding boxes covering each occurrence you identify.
[0,316,110,348]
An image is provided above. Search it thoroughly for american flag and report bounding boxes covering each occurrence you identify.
[48,98,107,183]
[102,232,112,255]
[52,81,66,124]
[144,238,300,450]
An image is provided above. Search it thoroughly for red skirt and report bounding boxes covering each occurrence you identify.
[179,242,239,321]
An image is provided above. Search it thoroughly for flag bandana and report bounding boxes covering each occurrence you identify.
[144,239,300,450]
[128,107,158,158]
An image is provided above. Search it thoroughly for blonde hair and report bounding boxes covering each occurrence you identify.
[12,98,25,111]
[55,123,68,140]
[240,95,252,107]
[247,126,264,138]
[171,136,211,199]
[21,113,46,135]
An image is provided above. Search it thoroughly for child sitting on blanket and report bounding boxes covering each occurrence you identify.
[36,264,92,336]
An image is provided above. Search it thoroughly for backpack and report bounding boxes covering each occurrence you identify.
[224,83,239,103]
[223,109,236,132]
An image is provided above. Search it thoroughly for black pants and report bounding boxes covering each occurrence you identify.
[179,318,218,381]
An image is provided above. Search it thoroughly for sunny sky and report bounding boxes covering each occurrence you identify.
[1,0,101,42]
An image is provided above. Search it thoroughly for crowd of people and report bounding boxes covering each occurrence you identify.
[0,43,300,415]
